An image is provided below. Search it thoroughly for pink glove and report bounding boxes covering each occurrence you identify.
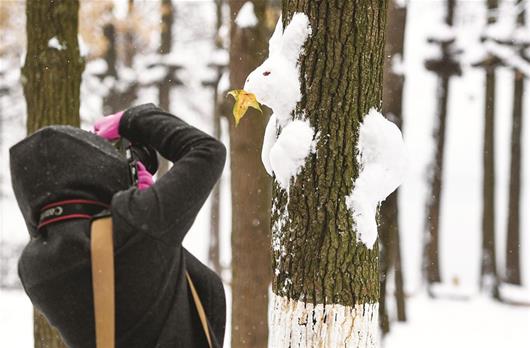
[137,161,154,190]
[92,111,124,141]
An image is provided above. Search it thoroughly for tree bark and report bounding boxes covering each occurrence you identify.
[480,0,499,295]
[21,1,83,347]
[505,9,525,286]
[270,2,387,346]
[380,0,407,333]
[22,0,83,134]
[229,1,272,347]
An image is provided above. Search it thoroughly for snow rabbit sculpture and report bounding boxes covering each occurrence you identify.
[244,14,313,187]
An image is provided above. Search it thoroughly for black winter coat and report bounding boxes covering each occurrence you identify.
[10,104,227,347]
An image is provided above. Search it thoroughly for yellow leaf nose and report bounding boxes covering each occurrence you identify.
[227,89,263,126]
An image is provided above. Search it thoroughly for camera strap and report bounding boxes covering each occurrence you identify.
[38,199,109,229]
[91,217,115,348]
[38,199,213,347]
[90,216,213,348]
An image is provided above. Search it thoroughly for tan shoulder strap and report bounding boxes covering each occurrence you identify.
[90,217,213,348]
[186,272,213,348]
[90,217,115,348]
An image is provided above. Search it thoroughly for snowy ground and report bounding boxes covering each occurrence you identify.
[1,0,530,347]
[386,294,530,348]
[2,288,529,347]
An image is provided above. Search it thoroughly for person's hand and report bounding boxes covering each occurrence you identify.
[137,161,154,190]
[92,111,124,141]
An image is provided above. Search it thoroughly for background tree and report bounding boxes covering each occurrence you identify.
[380,0,408,334]
[101,2,138,114]
[206,0,227,274]
[123,0,136,68]
[21,1,84,347]
[423,0,461,291]
[0,0,27,291]
[269,1,387,345]
[229,1,272,347]
[480,0,500,295]
[505,6,525,287]
[157,0,174,177]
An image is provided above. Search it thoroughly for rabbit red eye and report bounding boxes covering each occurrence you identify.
[263,71,271,76]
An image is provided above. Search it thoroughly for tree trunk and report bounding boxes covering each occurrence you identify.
[22,0,83,134]
[123,0,135,68]
[208,0,225,275]
[21,1,83,347]
[102,2,137,115]
[380,0,408,333]
[209,97,223,274]
[101,21,136,114]
[394,210,406,321]
[505,9,525,286]
[481,62,497,289]
[505,71,523,286]
[480,0,499,295]
[159,0,173,111]
[379,199,394,335]
[157,0,174,177]
[424,0,457,290]
[229,1,272,347]
[270,2,387,346]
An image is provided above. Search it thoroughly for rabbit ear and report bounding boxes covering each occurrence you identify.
[281,13,311,64]
[268,15,284,57]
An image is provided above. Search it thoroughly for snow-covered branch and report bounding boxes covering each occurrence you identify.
[484,40,530,77]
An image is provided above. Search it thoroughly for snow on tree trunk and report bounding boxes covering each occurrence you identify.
[22,1,83,347]
[264,2,390,346]
[269,295,379,347]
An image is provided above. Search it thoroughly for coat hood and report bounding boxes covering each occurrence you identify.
[10,126,130,236]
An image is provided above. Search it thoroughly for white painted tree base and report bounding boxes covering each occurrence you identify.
[269,294,379,347]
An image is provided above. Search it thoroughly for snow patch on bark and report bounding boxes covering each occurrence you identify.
[261,114,277,176]
[48,37,66,51]
[235,2,258,28]
[346,109,407,249]
[271,196,289,275]
[391,53,405,76]
[243,13,313,190]
[269,294,379,347]
[78,35,89,57]
[269,119,314,189]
